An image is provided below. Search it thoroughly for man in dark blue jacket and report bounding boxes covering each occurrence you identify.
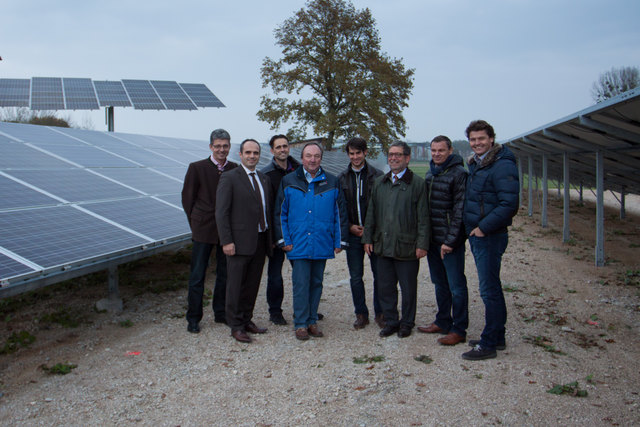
[274,142,349,341]
[462,120,519,360]
[417,135,468,347]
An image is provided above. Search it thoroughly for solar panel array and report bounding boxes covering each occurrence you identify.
[0,77,224,110]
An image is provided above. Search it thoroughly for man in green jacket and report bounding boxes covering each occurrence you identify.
[363,141,430,338]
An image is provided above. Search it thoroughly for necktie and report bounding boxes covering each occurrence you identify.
[250,172,266,230]
[393,175,398,183]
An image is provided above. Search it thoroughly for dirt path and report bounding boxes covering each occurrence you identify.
[0,197,639,426]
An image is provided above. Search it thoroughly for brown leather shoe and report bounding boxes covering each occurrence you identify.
[374,313,385,329]
[417,323,447,334]
[231,329,251,343]
[353,314,369,330]
[307,324,324,337]
[295,327,309,341]
[438,332,466,346]
[245,322,267,334]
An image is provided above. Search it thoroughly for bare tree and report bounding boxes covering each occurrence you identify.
[591,66,640,103]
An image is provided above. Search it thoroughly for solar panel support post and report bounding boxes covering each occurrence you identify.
[527,156,533,217]
[595,150,605,266]
[542,153,548,228]
[106,106,114,132]
[579,181,583,204]
[620,187,626,220]
[562,152,570,243]
[95,265,123,313]
[517,158,523,207]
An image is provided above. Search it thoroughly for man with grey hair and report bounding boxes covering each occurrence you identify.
[363,141,430,339]
[182,129,237,333]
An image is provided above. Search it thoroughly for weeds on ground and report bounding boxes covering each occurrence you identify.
[353,355,385,364]
[119,319,133,328]
[39,307,87,328]
[0,331,36,354]
[40,363,77,375]
[546,381,588,397]
[523,335,566,355]
[414,355,433,364]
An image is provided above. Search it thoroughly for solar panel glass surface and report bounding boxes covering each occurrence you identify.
[0,254,35,280]
[31,77,65,110]
[0,137,72,169]
[63,78,99,110]
[0,79,30,107]
[108,147,185,167]
[29,144,141,167]
[93,80,132,107]
[0,176,59,210]
[179,83,224,107]
[97,168,182,194]
[122,79,165,110]
[0,121,83,145]
[150,80,197,110]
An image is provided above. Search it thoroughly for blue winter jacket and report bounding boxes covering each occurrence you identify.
[463,144,519,235]
[274,166,349,260]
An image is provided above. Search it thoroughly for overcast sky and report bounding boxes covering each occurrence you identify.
[2,0,639,144]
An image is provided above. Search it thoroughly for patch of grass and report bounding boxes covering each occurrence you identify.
[523,335,566,355]
[619,270,640,287]
[629,243,640,248]
[546,313,567,326]
[0,330,36,354]
[567,289,577,293]
[353,354,385,364]
[119,319,133,328]
[474,373,483,379]
[511,226,524,232]
[414,355,433,364]
[546,381,588,397]
[564,238,577,247]
[503,284,520,293]
[39,307,87,328]
[40,363,77,375]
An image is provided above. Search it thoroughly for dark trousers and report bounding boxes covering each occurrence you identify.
[426,242,468,337]
[266,246,286,316]
[186,241,228,324]
[376,256,419,329]
[346,233,381,317]
[469,233,509,350]
[225,233,268,331]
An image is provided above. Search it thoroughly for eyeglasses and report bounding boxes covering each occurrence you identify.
[388,152,406,158]
[212,144,230,150]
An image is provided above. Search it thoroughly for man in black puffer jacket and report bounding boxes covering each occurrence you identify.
[417,135,469,347]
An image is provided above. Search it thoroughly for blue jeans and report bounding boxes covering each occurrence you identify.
[469,233,508,350]
[266,246,286,316]
[426,242,468,337]
[346,233,381,317]
[186,241,227,324]
[291,259,326,329]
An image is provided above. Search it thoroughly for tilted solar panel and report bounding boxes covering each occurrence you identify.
[179,83,225,107]
[122,79,165,110]
[150,80,197,110]
[94,80,132,107]
[63,78,99,110]
[0,79,30,107]
[31,77,65,110]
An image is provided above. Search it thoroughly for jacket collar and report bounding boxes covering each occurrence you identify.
[383,167,414,184]
[468,144,503,168]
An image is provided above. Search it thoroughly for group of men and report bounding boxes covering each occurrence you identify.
[181,119,519,361]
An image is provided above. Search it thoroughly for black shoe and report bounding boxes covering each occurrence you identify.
[187,322,200,333]
[214,317,227,325]
[379,325,399,337]
[462,345,497,360]
[269,314,288,325]
[317,313,324,320]
[468,339,506,351]
[397,326,412,338]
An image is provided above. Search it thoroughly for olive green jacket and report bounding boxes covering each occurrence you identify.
[362,169,430,260]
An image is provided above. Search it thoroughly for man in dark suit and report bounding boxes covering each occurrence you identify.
[216,139,272,343]
[181,129,237,333]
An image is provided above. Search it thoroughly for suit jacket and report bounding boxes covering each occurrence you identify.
[215,166,273,256]
[181,157,237,244]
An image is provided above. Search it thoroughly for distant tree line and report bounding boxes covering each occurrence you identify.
[0,107,71,127]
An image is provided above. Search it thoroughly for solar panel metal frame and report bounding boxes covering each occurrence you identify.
[63,77,100,110]
[0,79,31,107]
[179,83,225,107]
[121,79,166,110]
[150,80,197,110]
[93,80,132,107]
[30,77,65,110]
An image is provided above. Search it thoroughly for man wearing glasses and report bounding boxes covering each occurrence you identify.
[363,141,430,338]
[182,129,237,333]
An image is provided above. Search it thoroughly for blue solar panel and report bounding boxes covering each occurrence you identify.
[150,80,197,110]
[97,168,182,194]
[0,206,149,269]
[29,144,140,167]
[94,80,132,107]
[83,198,189,241]
[155,194,182,207]
[0,175,59,210]
[0,78,30,107]
[0,137,72,169]
[8,169,142,203]
[31,77,65,110]
[0,121,84,145]
[108,147,185,167]
[122,79,165,110]
[0,253,35,281]
[179,83,225,107]
[63,78,99,110]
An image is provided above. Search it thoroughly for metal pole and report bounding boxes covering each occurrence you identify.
[579,181,583,204]
[542,154,548,228]
[528,156,533,217]
[106,106,115,132]
[620,187,626,220]
[595,150,604,266]
[563,152,570,242]
[518,158,523,207]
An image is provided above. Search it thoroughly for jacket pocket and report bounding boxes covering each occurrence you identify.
[395,232,417,258]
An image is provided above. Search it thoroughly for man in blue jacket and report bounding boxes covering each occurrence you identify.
[462,120,519,360]
[274,142,349,341]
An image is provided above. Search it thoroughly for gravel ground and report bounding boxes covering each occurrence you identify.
[1,198,639,426]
